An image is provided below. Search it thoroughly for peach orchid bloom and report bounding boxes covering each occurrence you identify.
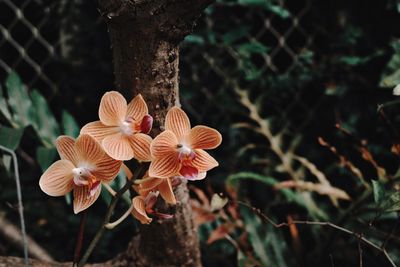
[149,107,222,180]
[131,192,174,224]
[135,173,177,205]
[39,134,122,214]
[81,91,153,161]
[131,195,153,224]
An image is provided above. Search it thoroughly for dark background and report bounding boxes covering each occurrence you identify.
[1,0,400,266]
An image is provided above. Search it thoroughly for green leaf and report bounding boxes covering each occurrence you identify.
[236,42,269,55]
[36,146,57,172]
[372,180,385,204]
[384,192,400,212]
[238,0,265,5]
[241,206,271,266]
[0,85,12,122]
[267,4,290,18]
[237,0,290,18]
[222,26,250,45]
[380,68,400,88]
[30,90,60,147]
[5,72,32,127]
[0,126,24,150]
[62,111,79,138]
[184,35,205,45]
[240,206,292,267]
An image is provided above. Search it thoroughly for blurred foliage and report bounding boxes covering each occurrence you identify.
[2,0,400,266]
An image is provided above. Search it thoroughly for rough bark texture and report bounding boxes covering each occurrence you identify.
[99,1,213,266]
[0,0,212,266]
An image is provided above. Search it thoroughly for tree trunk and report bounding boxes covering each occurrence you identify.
[98,1,213,266]
[0,1,212,266]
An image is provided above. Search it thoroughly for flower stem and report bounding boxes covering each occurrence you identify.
[77,163,148,267]
[103,183,117,196]
[105,203,135,229]
[73,209,87,266]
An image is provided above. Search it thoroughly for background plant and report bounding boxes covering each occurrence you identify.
[1,0,400,266]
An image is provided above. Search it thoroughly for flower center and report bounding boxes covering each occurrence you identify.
[120,120,136,136]
[177,144,195,163]
[120,115,153,136]
[72,167,100,197]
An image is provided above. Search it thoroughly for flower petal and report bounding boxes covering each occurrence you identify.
[126,94,148,121]
[191,149,219,172]
[81,121,119,142]
[56,136,78,165]
[129,133,152,162]
[150,130,178,158]
[138,177,163,196]
[102,133,134,161]
[198,172,207,180]
[92,155,122,183]
[132,196,152,224]
[149,153,180,178]
[189,126,222,150]
[99,91,127,126]
[75,134,105,164]
[180,165,199,181]
[39,160,74,196]
[158,179,176,204]
[165,107,191,140]
[73,185,101,214]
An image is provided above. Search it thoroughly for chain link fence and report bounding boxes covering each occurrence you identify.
[0,0,312,92]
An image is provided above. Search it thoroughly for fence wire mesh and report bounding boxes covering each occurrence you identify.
[0,0,323,141]
[1,0,312,91]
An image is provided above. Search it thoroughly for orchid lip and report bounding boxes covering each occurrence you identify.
[72,167,98,188]
[120,121,134,136]
[177,144,196,162]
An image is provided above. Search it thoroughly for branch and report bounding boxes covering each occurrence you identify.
[236,200,397,267]
[0,145,29,266]
[78,163,148,267]
[0,215,53,262]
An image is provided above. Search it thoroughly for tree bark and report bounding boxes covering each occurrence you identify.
[98,1,213,267]
[0,1,212,266]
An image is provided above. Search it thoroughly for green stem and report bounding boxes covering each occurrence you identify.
[77,163,148,267]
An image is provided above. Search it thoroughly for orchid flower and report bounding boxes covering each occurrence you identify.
[135,173,177,205]
[131,192,174,225]
[81,91,153,161]
[149,107,222,180]
[39,134,122,214]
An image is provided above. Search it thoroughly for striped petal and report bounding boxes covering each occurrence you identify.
[56,136,78,165]
[92,155,122,183]
[191,149,219,172]
[159,179,176,205]
[138,177,163,196]
[39,160,74,196]
[149,153,180,178]
[73,185,101,214]
[102,133,134,161]
[81,121,119,142]
[165,107,191,140]
[75,134,105,164]
[189,126,222,150]
[127,94,148,121]
[132,196,152,224]
[150,130,178,158]
[99,91,127,126]
[129,133,152,162]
